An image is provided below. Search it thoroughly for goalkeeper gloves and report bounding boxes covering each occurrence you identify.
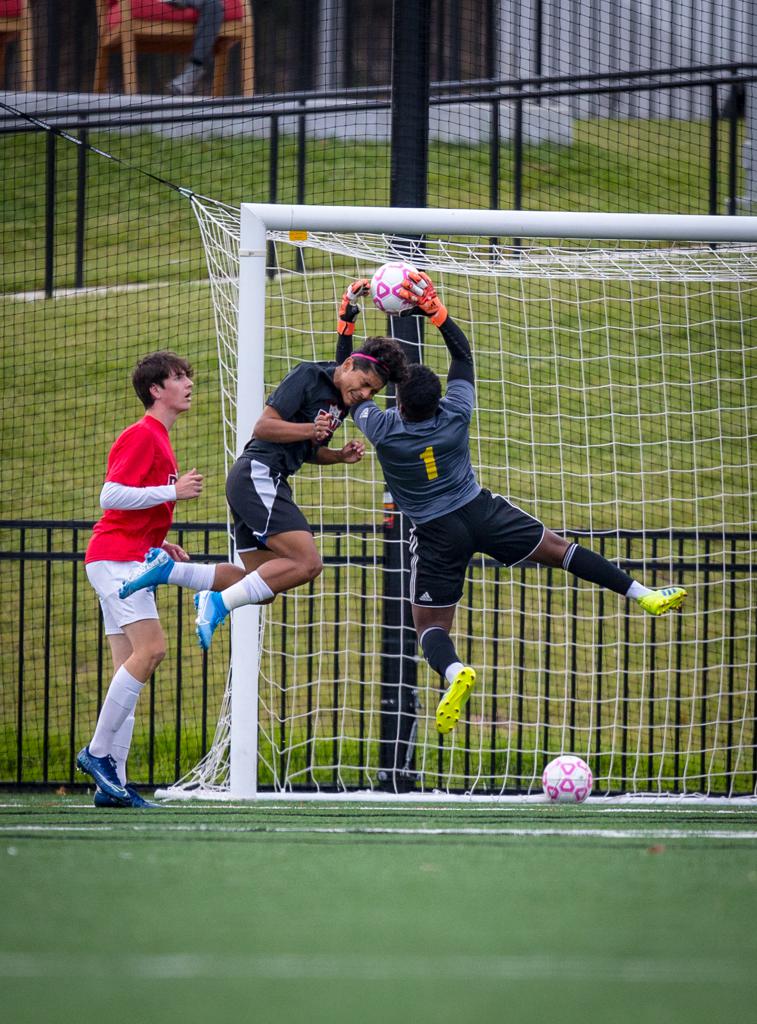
[398,271,448,327]
[337,278,370,336]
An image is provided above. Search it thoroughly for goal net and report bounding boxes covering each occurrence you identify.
[164,199,756,801]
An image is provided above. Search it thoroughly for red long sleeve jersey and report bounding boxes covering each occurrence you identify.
[85,415,178,564]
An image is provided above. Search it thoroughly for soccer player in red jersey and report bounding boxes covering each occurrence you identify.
[78,351,244,807]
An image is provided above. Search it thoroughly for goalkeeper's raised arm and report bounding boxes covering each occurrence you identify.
[335,278,370,364]
[398,271,475,386]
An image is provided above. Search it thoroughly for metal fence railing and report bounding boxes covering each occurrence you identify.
[1,520,230,787]
[2,520,753,793]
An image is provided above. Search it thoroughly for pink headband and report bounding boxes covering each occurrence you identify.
[353,351,389,378]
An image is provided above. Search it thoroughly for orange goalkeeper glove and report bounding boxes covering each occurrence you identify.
[398,270,448,327]
[337,278,371,336]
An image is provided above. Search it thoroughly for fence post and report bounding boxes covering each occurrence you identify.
[709,84,719,215]
[75,126,87,289]
[44,132,56,298]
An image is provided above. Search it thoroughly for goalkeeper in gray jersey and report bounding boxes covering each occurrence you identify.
[345,270,687,735]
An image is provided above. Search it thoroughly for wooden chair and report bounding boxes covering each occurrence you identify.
[94,0,254,96]
[0,0,33,91]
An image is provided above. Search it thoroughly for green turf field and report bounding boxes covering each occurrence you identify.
[1,793,756,1024]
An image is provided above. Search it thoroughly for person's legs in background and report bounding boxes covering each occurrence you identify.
[167,0,225,96]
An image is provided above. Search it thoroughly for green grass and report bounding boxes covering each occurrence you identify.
[0,283,225,522]
[1,793,756,1024]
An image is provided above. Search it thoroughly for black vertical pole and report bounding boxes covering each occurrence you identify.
[44,132,56,298]
[533,0,542,105]
[16,530,25,784]
[68,531,78,784]
[727,74,739,217]
[390,0,429,214]
[75,127,87,289]
[377,0,430,793]
[267,115,279,278]
[45,0,60,91]
[514,93,523,209]
[43,529,52,782]
[709,85,719,216]
[296,100,306,274]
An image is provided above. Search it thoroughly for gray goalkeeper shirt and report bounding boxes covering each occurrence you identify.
[351,379,480,524]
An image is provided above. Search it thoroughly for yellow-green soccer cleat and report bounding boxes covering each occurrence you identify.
[436,666,476,735]
[637,586,687,616]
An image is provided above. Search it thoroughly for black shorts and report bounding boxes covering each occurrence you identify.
[226,457,311,552]
[409,489,544,607]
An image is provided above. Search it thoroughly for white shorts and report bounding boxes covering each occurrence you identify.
[86,560,160,636]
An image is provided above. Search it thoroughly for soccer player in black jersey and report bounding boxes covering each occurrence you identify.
[119,287,407,651]
[348,271,687,735]
[189,305,407,649]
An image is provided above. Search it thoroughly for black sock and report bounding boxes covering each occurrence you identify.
[419,626,460,677]
[562,543,633,596]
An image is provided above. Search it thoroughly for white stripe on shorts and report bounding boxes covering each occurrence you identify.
[249,459,279,540]
[408,526,418,601]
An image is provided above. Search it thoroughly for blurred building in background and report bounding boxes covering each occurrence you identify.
[9,0,755,113]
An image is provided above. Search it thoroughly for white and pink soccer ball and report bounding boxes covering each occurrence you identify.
[370,261,418,315]
[542,754,593,804]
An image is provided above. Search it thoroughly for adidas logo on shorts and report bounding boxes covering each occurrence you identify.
[418,592,433,602]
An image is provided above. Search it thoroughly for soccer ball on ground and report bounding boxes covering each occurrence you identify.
[542,754,593,804]
[370,260,418,315]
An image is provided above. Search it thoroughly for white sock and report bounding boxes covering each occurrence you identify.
[89,667,145,757]
[626,580,653,600]
[167,561,216,590]
[221,571,275,611]
[111,713,136,785]
[445,661,465,684]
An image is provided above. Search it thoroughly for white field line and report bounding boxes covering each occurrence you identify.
[1,801,755,816]
[4,267,340,303]
[155,789,757,806]
[3,801,756,816]
[5,279,211,303]
[2,823,757,839]
[0,951,751,984]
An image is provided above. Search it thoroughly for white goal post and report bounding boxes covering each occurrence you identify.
[160,201,757,803]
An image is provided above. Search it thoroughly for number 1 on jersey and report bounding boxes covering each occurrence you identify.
[419,445,438,480]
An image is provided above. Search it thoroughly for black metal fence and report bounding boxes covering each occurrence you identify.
[2,520,754,793]
[1,520,230,787]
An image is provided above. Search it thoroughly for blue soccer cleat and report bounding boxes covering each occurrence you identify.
[94,785,162,809]
[118,547,174,599]
[76,746,130,803]
[194,590,229,651]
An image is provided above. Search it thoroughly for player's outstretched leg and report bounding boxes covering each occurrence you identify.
[119,547,173,598]
[541,537,688,618]
[436,666,476,735]
[94,784,161,809]
[637,586,687,616]
[76,746,130,803]
[417,624,476,735]
[194,590,229,651]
